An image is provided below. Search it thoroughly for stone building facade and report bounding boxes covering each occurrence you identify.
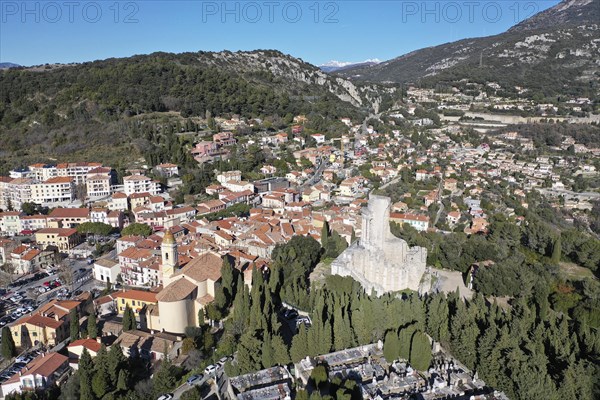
[331,195,427,294]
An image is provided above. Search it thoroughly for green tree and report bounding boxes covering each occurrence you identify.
[78,349,95,400]
[552,235,562,264]
[107,344,126,386]
[383,330,400,362]
[116,369,129,392]
[70,308,80,341]
[409,331,432,371]
[271,335,290,365]
[122,305,135,331]
[87,312,98,339]
[153,359,176,398]
[310,364,328,389]
[92,345,109,398]
[121,223,153,237]
[1,326,16,358]
[290,324,309,362]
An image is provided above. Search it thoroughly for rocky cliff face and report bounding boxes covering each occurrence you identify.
[194,50,394,111]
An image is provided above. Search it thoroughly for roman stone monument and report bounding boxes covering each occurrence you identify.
[331,194,427,294]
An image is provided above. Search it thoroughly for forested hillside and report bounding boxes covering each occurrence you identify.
[0,50,395,171]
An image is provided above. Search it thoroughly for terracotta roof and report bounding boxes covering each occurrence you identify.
[22,248,42,261]
[3,353,68,385]
[113,290,157,303]
[112,192,128,199]
[15,314,63,330]
[68,338,102,353]
[179,252,222,283]
[49,208,89,218]
[43,177,73,184]
[156,278,197,302]
[118,247,154,260]
[36,228,78,237]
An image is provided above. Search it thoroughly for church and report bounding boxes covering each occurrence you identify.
[142,229,223,335]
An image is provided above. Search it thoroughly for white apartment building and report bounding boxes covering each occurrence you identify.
[55,162,103,185]
[86,174,112,199]
[6,178,33,210]
[30,177,75,207]
[28,163,58,181]
[0,177,11,210]
[123,175,161,196]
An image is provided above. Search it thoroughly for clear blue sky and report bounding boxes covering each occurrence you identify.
[0,0,560,66]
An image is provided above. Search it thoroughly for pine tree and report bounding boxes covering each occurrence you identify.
[236,331,262,374]
[70,308,80,341]
[197,308,206,326]
[87,312,98,339]
[1,326,16,359]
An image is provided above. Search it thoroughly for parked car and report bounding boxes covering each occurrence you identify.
[283,309,298,320]
[156,394,173,400]
[186,374,202,385]
[204,365,216,375]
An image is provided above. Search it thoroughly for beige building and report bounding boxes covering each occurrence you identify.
[30,177,75,207]
[145,230,222,334]
[35,228,80,251]
[86,174,112,199]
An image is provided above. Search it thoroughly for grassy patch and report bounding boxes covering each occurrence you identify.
[559,261,595,281]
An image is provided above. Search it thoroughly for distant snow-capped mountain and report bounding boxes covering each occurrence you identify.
[319,59,381,73]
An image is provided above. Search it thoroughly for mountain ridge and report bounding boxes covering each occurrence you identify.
[337,0,600,99]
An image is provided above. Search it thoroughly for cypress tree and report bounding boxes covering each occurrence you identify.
[107,343,126,386]
[70,308,80,341]
[92,345,110,398]
[384,330,401,362]
[79,349,94,400]
[290,324,309,362]
[87,312,98,339]
[272,335,290,365]
[122,305,135,331]
[261,334,274,368]
[1,326,16,359]
[552,235,561,264]
[321,220,330,248]
[409,331,432,371]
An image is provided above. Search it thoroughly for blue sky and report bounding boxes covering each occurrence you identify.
[0,1,560,66]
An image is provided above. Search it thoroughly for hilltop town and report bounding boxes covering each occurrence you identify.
[0,77,598,400]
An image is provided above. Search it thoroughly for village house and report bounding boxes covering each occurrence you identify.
[1,353,70,397]
[34,228,81,252]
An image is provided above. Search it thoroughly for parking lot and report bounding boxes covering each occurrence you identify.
[0,349,43,385]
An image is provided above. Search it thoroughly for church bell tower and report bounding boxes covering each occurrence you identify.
[161,228,178,286]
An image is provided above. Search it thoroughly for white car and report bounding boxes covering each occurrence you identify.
[204,365,217,375]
